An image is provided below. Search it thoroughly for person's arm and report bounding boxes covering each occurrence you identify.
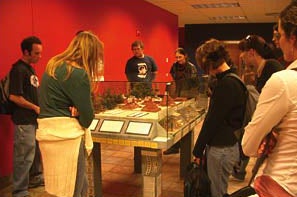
[125,59,135,81]
[63,69,94,128]
[242,74,287,156]
[125,61,131,81]
[169,63,176,79]
[149,57,158,81]
[9,94,40,114]
[188,62,198,77]
[151,71,157,81]
[9,65,40,114]
[150,56,158,72]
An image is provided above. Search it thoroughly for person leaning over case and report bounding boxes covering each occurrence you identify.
[9,36,43,197]
[242,2,297,196]
[192,39,246,197]
[36,31,103,197]
[231,34,283,182]
[239,34,283,93]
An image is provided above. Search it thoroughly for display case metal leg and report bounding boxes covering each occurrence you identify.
[180,130,194,178]
[92,142,102,197]
[134,146,142,173]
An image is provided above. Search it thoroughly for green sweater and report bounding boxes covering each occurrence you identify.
[39,63,94,128]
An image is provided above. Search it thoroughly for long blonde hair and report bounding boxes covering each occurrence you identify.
[46,31,104,80]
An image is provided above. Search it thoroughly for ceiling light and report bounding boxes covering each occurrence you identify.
[209,16,247,20]
[192,2,240,9]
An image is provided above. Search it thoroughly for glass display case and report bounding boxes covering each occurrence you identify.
[90,75,209,149]
[88,76,209,197]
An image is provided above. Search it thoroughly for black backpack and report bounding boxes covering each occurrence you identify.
[184,162,211,197]
[0,73,12,114]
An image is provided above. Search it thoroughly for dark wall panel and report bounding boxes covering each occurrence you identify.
[184,23,275,64]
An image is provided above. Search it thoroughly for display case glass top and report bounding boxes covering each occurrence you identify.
[90,76,209,149]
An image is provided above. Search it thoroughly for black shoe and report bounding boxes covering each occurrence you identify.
[163,147,179,155]
[29,176,45,188]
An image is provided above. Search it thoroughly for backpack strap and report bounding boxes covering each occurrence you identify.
[224,73,247,90]
[224,72,249,125]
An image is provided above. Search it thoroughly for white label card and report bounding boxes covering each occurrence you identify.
[100,120,124,133]
[126,122,152,135]
[89,119,99,131]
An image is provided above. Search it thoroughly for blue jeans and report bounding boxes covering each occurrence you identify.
[29,140,43,178]
[73,139,88,197]
[207,143,239,197]
[12,124,36,197]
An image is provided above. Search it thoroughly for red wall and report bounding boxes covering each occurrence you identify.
[0,0,178,176]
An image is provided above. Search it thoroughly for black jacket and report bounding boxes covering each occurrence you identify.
[193,69,246,158]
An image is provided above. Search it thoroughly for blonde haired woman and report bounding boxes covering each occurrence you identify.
[37,31,103,197]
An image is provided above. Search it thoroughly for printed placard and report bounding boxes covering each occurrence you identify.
[89,119,99,131]
[100,120,124,133]
[126,122,152,135]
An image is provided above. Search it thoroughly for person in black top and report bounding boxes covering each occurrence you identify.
[170,47,197,97]
[9,36,43,197]
[192,39,246,197]
[230,34,284,182]
[163,47,197,155]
